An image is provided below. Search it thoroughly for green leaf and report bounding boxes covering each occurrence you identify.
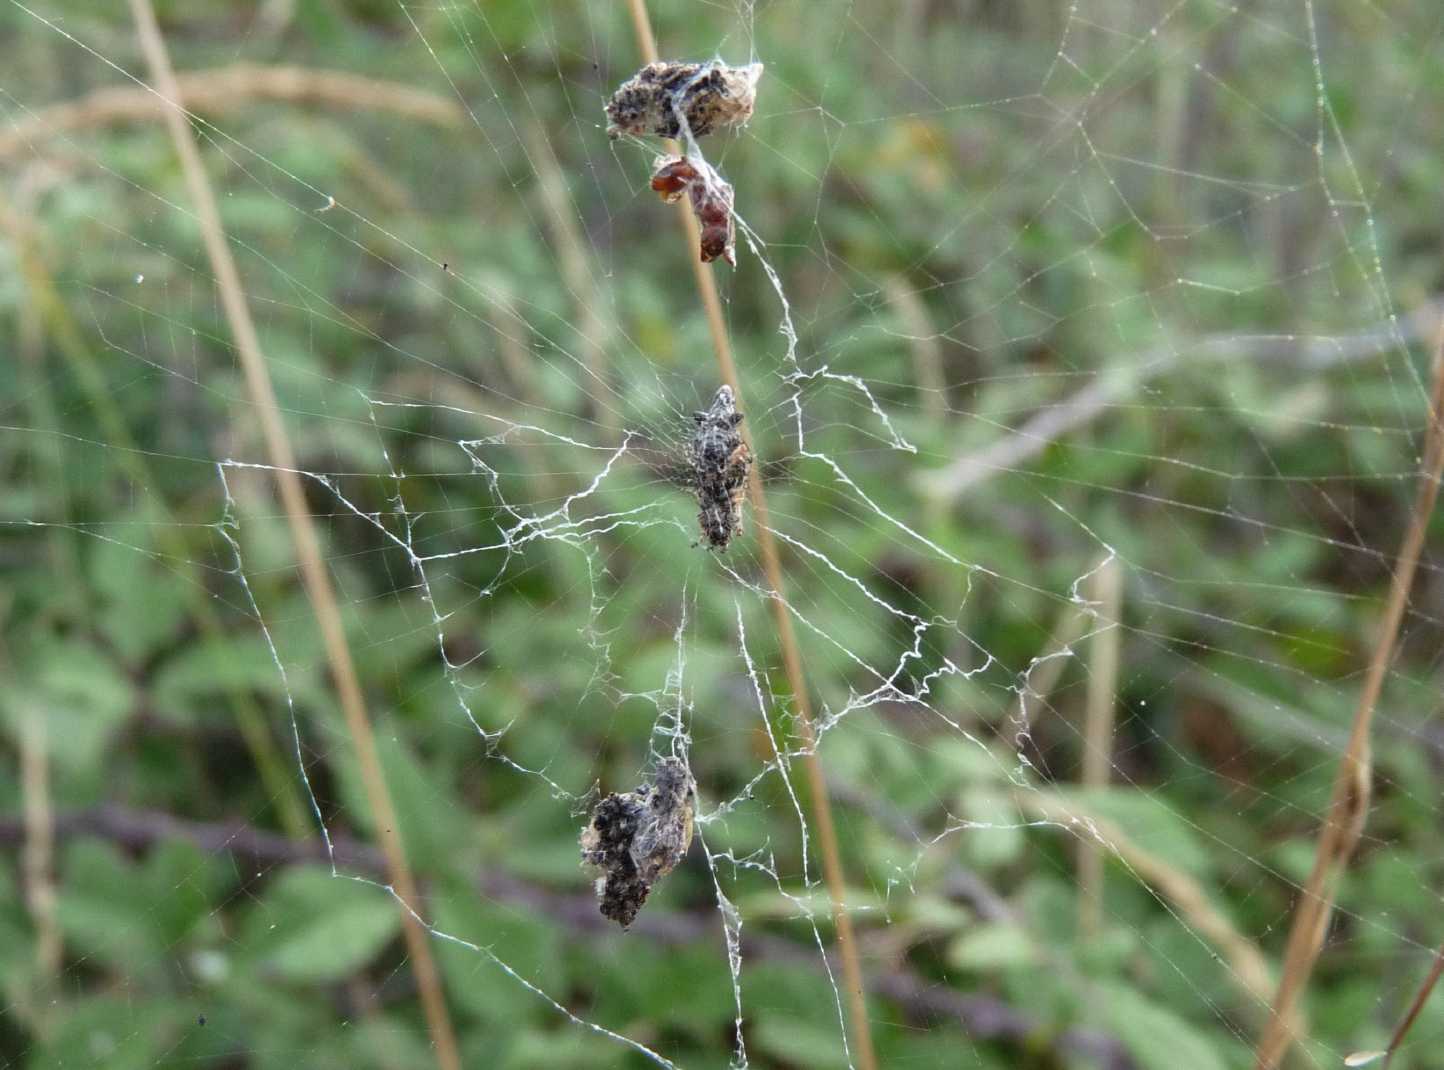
[31,995,194,1070]
[1,641,132,774]
[752,1016,852,1070]
[152,633,304,722]
[1095,982,1229,1070]
[960,786,1026,868]
[57,839,168,978]
[946,923,1038,971]
[88,524,188,664]
[242,867,401,983]
[432,877,562,1027]
[333,731,472,874]
[1048,786,1212,878]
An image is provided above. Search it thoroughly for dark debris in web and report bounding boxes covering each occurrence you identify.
[580,757,697,927]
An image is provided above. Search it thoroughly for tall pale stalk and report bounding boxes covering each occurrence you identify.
[1078,556,1122,937]
[624,4,878,1066]
[1255,323,1444,1069]
[127,4,462,1068]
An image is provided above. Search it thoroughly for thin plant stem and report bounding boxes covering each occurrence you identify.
[0,197,314,844]
[19,712,60,983]
[1014,588,1092,733]
[1378,941,1444,1067]
[2,624,62,1034]
[126,4,462,1069]
[1022,790,1281,1014]
[1079,556,1122,937]
[881,275,946,426]
[623,4,878,1066]
[1255,322,1444,1070]
[916,303,1444,504]
[0,63,464,161]
[522,122,614,426]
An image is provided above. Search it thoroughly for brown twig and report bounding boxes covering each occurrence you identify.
[621,4,877,1066]
[1372,940,1444,1067]
[0,804,1136,1070]
[0,63,463,162]
[1254,323,1444,1070]
[125,5,461,1069]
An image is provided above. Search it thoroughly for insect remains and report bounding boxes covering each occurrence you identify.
[690,384,751,551]
[651,155,737,266]
[605,60,762,141]
[580,757,697,928]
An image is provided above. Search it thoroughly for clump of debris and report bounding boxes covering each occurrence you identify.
[687,383,750,549]
[605,60,763,141]
[580,757,697,927]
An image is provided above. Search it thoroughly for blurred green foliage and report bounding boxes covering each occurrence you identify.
[3,1,1444,1068]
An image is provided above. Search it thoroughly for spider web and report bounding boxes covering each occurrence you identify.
[2,1,1443,1068]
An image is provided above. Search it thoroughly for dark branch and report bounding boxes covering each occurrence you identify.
[0,806,1136,1069]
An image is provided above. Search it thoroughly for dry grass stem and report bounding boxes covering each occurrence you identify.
[1022,791,1287,1023]
[881,276,947,425]
[126,6,462,1069]
[0,191,315,843]
[20,708,62,998]
[1014,592,1094,732]
[624,3,878,1066]
[916,303,1444,503]
[1372,939,1444,1067]
[1079,556,1122,937]
[0,63,463,161]
[522,123,613,424]
[477,281,544,407]
[1254,321,1444,1070]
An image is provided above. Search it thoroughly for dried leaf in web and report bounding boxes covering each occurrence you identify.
[605,60,762,140]
[580,757,696,928]
[651,154,737,266]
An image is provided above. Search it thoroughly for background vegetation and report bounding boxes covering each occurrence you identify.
[2,1,1443,1068]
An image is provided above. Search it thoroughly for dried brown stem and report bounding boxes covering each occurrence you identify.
[125,5,461,1069]
[1254,324,1444,1070]
[0,63,463,161]
[1376,940,1444,1067]
[623,3,877,1066]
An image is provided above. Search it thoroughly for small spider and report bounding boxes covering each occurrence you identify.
[605,60,762,141]
[651,155,736,266]
[690,384,751,551]
[579,757,696,928]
